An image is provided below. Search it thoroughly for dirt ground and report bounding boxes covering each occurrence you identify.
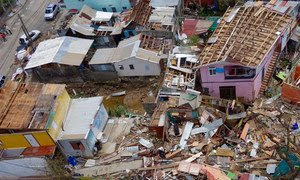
[66,76,163,115]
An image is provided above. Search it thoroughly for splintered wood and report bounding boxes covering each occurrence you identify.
[197,6,293,67]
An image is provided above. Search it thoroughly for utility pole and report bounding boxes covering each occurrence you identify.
[18,13,32,44]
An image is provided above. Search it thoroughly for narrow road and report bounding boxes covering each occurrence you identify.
[0,0,61,77]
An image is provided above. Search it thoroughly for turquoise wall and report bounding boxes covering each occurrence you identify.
[64,0,131,12]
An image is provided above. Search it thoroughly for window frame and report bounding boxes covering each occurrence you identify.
[208,67,217,76]
[118,65,124,70]
[129,64,134,70]
[111,7,117,12]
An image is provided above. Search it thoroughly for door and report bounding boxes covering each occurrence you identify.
[219,86,236,100]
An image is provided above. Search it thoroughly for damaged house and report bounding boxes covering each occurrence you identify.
[58,96,108,158]
[66,5,121,47]
[24,36,117,83]
[0,81,109,158]
[0,81,69,158]
[195,3,298,103]
[126,0,179,40]
[160,46,200,98]
[90,33,171,77]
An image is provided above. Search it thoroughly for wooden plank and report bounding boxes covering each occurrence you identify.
[247,13,288,66]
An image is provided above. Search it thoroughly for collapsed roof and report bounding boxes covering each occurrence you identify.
[197,4,296,67]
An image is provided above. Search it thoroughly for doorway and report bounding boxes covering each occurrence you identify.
[219,86,236,100]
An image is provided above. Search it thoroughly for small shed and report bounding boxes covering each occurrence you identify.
[57,96,108,158]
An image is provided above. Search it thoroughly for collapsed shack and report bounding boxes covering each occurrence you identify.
[281,60,300,105]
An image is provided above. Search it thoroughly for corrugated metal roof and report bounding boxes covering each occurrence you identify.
[25,36,93,69]
[150,0,179,7]
[182,19,214,37]
[90,48,115,64]
[90,34,161,65]
[59,96,103,140]
[148,7,175,25]
[136,48,161,63]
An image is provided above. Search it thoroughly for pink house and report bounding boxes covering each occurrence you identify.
[195,4,298,103]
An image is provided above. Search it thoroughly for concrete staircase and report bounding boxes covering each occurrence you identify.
[259,51,280,95]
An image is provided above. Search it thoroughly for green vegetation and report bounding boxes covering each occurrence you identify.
[0,0,14,14]
[108,105,129,117]
[188,35,200,46]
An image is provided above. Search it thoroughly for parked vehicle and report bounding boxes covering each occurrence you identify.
[44,3,59,20]
[19,30,41,45]
[0,75,6,88]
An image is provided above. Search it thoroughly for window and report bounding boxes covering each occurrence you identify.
[129,64,134,70]
[111,7,117,12]
[224,66,256,79]
[102,8,107,12]
[180,57,186,67]
[209,67,216,75]
[122,6,127,10]
[70,141,85,152]
[119,65,124,70]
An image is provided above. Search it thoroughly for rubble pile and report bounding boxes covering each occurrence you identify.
[70,94,300,179]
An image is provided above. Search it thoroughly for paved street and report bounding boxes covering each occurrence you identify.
[0,0,61,77]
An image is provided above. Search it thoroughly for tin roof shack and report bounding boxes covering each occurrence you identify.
[57,96,108,158]
[0,81,70,158]
[25,36,94,83]
[67,5,122,47]
[90,34,166,77]
[281,61,300,105]
[195,4,297,103]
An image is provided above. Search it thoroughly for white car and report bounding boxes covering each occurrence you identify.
[19,30,41,45]
[44,3,59,20]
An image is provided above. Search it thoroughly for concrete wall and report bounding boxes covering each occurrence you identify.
[114,57,161,77]
[64,0,132,12]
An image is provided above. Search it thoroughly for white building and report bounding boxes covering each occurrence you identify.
[90,34,162,77]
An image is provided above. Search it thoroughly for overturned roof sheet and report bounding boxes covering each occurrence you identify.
[150,0,180,7]
[197,5,295,67]
[0,81,65,130]
[25,36,93,69]
[182,19,214,37]
[59,96,104,140]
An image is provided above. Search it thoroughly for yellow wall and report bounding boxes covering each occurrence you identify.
[47,89,71,141]
[0,131,54,149]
